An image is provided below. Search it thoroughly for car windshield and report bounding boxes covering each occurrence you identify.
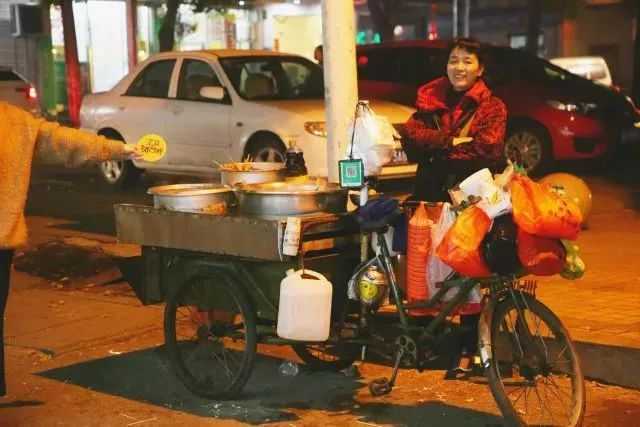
[219,56,324,100]
[488,47,582,85]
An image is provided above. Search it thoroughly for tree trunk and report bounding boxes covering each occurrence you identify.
[367,0,394,42]
[526,0,543,55]
[632,3,640,105]
[125,0,138,72]
[159,0,179,52]
[60,0,82,128]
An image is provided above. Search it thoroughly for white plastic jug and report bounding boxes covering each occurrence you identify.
[277,269,333,341]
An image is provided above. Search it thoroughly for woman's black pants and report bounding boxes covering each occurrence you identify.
[0,249,14,397]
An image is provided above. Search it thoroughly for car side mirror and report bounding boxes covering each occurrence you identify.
[200,86,225,101]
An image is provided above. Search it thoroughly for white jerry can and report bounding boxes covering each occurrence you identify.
[276,269,333,341]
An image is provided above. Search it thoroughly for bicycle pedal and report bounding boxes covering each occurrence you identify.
[369,377,392,396]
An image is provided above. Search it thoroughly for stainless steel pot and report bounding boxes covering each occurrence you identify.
[220,162,285,186]
[236,181,348,217]
[148,183,236,212]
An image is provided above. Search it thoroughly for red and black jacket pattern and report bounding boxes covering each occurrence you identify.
[403,77,507,165]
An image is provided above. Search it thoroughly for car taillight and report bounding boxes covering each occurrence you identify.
[15,86,37,101]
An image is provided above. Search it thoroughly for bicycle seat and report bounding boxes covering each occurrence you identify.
[355,208,404,232]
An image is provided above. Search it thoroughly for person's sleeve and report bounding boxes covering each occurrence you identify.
[450,97,507,161]
[33,119,126,167]
[403,111,447,148]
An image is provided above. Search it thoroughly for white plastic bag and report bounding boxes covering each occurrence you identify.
[344,102,397,176]
[493,163,515,192]
[427,203,483,304]
[427,203,455,300]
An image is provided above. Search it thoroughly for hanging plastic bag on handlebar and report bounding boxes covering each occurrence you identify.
[435,205,493,278]
[517,228,567,276]
[428,203,484,310]
[344,101,398,176]
[511,174,582,240]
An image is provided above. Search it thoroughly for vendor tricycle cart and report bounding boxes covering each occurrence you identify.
[115,203,585,427]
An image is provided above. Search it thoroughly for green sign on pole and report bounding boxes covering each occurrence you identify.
[338,158,364,188]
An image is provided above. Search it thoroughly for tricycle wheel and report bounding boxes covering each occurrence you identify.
[292,343,356,371]
[164,273,257,399]
[484,293,585,426]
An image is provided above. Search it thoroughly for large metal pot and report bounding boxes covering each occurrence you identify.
[236,181,348,217]
[220,162,285,186]
[148,183,236,212]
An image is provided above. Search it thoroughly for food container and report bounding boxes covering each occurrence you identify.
[236,181,348,217]
[220,162,285,186]
[147,183,236,213]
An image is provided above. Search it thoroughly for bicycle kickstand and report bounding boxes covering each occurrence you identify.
[369,347,404,396]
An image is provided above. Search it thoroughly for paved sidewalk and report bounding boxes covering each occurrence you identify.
[533,177,640,387]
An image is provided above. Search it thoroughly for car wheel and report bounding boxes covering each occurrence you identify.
[503,125,552,176]
[245,135,286,163]
[98,131,141,189]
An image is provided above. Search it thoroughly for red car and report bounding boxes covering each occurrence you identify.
[357,40,640,174]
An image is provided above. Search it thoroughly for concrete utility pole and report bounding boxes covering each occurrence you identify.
[125,0,138,72]
[321,0,358,183]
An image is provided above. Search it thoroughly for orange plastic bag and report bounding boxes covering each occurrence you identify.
[436,206,493,278]
[511,175,582,240]
[517,228,567,276]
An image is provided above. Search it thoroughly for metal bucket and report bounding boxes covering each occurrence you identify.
[236,181,348,217]
[220,162,285,186]
[148,183,236,213]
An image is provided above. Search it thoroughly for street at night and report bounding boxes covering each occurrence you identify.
[0,165,637,425]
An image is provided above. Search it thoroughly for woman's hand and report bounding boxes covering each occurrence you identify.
[123,144,143,161]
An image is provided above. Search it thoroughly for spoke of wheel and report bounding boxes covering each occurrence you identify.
[548,374,574,402]
[542,376,572,422]
[533,379,555,425]
[506,310,525,359]
[510,383,528,408]
[550,346,569,369]
[208,346,233,381]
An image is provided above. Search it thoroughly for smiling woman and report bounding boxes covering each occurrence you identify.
[400,37,507,373]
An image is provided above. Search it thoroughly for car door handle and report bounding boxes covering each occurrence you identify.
[170,107,184,116]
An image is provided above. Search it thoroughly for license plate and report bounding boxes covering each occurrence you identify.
[388,148,409,165]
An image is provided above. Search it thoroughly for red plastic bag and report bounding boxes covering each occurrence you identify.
[436,206,493,278]
[517,228,567,276]
[511,175,582,240]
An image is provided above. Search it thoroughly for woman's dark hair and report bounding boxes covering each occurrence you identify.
[449,37,485,67]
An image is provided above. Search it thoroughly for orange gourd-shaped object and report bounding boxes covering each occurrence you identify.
[407,203,433,316]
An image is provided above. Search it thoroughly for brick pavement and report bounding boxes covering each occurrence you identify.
[533,177,640,350]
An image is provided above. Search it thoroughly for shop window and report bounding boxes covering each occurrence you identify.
[176,60,223,102]
[125,59,176,98]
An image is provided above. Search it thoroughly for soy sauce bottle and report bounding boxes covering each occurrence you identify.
[284,140,308,182]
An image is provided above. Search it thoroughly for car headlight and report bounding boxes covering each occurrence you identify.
[547,100,598,114]
[304,121,327,137]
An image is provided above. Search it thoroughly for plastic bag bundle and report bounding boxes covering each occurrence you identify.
[436,206,493,278]
[516,229,566,276]
[511,174,582,240]
[345,102,398,176]
[428,203,483,313]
